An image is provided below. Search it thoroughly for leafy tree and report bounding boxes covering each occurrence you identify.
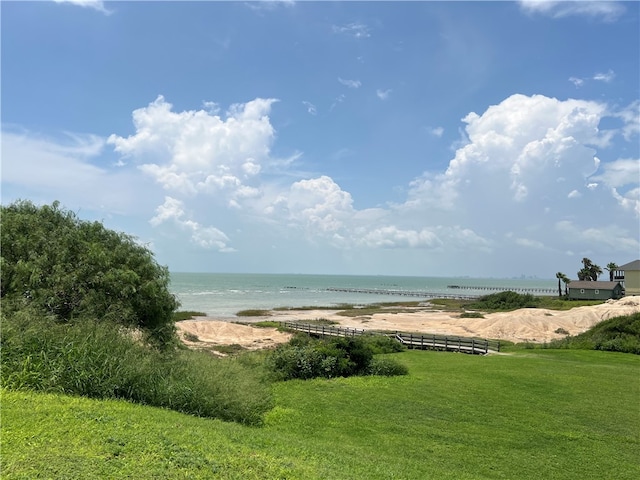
[606,262,619,282]
[1,200,179,346]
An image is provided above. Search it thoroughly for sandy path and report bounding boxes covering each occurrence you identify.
[176,320,293,352]
[176,296,640,349]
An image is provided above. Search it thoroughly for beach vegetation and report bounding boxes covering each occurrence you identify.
[173,311,207,321]
[467,291,541,311]
[1,200,179,347]
[252,320,282,328]
[236,309,272,316]
[548,312,640,354]
[1,310,273,423]
[268,334,406,381]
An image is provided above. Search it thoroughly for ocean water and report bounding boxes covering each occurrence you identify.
[169,272,557,317]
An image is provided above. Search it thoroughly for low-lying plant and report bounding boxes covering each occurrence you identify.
[1,310,273,424]
[549,312,640,354]
[236,309,272,317]
[173,311,207,322]
[268,333,407,381]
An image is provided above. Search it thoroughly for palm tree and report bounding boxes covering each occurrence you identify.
[577,267,590,281]
[605,262,619,282]
[589,264,603,281]
[561,275,571,296]
[555,272,565,297]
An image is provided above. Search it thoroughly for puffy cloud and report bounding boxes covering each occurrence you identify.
[150,196,233,252]
[590,158,640,215]
[285,176,355,234]
[108,95,276,195]
[406,94,616,213]
[359,226,441,249]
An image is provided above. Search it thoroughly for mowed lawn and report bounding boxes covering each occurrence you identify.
[2,349,639,479]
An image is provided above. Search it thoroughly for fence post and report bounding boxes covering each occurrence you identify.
[472,338,475,354]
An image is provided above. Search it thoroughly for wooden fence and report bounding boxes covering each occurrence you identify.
[279,321,499,355]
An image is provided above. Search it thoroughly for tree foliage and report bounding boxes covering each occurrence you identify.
[577,257,602,281]
[1,200,179,345]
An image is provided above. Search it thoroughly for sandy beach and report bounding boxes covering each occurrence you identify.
[176,296,640,351]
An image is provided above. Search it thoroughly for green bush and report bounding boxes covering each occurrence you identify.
[468,291,540,311]
[360,333,406,354]
[268,335,406,380]
[0,311,273,424]
[549,312,640,354]
[366,357,409,376]
[1,200,179,346]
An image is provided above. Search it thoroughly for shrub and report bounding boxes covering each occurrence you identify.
[468,291,540,311]
[366,357,409,376]
[549,312,640,354]
[0,200,179,346]
[360,334,406,354]
[0,311,273,424]
[268,335,406,380]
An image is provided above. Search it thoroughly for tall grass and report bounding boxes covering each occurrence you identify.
[0,310,272,424]
[548,312,640,354]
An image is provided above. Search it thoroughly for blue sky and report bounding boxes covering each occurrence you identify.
[2,0,639,278]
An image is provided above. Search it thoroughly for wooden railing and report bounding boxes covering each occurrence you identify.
[280,322,499,355]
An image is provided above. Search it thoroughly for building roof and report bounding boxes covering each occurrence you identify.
[568,281,622,290]
[618,259,640,271]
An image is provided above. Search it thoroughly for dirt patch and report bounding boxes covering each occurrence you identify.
[176,320,293,354]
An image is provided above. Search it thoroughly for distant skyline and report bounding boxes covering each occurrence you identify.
[2,1,639,278]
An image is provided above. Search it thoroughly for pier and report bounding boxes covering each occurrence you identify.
[325,287,477,300]
[447,285,556,295]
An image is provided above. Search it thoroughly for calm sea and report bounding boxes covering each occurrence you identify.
[169,272,557,317]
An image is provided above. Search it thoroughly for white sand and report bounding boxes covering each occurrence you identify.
[176,296,640,349]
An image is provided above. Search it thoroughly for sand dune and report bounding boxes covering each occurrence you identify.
[176,296,640,349]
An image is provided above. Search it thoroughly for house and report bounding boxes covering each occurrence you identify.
[567,281,624,301]
[617,259,640,296]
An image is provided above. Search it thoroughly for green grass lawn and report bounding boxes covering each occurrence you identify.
[2,349,639,479]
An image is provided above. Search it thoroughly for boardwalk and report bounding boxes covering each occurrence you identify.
[280,321,499,355]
